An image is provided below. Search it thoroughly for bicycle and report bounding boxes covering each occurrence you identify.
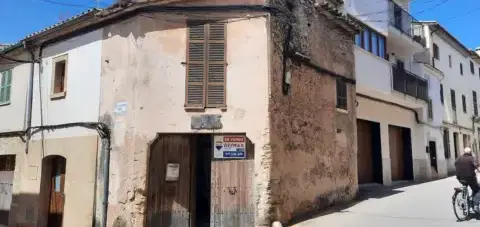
[453,181,480,221]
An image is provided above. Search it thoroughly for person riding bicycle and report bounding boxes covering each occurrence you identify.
[455,147,480,198]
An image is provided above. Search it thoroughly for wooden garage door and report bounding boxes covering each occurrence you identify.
[210,139,254,226]
[146,135,194,227]
[389,126,405,181]
[357,120,374,184]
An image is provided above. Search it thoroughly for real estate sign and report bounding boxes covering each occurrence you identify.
[213,135,246,159]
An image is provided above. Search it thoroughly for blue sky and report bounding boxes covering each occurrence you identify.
[0,0,479,48]
[0,0,114,44]
[411,0,480,49]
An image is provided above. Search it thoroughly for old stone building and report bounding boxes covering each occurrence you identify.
[0,0,359,226]
[98,0,359,226]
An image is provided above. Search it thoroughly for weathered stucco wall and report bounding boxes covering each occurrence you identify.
[267,0,357,224]
[100,13,271,227]
[7,135,98,227]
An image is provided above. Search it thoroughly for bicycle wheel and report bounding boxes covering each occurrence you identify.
[453,190,470,221]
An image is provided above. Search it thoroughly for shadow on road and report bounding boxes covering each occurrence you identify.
[286,177,452,226]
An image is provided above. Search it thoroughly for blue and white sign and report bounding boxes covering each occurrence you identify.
[213,135,246,159]
[114,101,128,115]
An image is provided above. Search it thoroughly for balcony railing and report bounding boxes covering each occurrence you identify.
[392,65,428,101]
[388,0,426,46]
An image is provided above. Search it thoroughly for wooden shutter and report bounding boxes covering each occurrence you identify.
[186,23,207,108]
[206,23,226,107]
[440,84,444,104]
[0,70,11,104]
[473,91,478,116]
[451,89,456,110]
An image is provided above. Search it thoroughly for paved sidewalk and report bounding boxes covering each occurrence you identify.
[292,177,480,227]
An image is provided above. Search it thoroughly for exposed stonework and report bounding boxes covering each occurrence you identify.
[267,0,357,224]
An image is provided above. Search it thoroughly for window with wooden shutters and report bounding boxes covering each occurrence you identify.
[443,129,451,159]
[474,90,478,116]
[428,98,433,119]
[451,89,456,110]
[185,21,226,109]
[440,84,444,105]
[0,69,12,105]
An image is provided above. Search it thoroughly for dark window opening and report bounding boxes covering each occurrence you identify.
[474,90,478,116]
[336,79,348,110]
[451,89,456,110]
[428,99,433,119]
[433,43,439,60]
[440,84,444,105]
[462,94,467,113]
[443,129,451,159]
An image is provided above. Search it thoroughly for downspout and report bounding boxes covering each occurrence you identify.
[24,44,36,154]
[100,132,111,227]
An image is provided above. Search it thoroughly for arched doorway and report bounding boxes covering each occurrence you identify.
[39,156,66,227]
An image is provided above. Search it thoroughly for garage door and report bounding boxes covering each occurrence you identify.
[357,120,374,184]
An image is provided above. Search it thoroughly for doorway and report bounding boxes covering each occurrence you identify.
[428,141,438,173]
[145,134,254,227]
[356,119,383,184]
[453,132,459,158]
[39,156,66,227]
[389,125,413,181]
[0,155,15,226]
[193,135,212,227]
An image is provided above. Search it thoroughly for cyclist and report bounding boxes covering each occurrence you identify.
[455,147,480,199]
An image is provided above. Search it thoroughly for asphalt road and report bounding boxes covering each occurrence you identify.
[292,176,480,227]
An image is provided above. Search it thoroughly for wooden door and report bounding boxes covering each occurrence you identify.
[211,139,254,227]
[146,135,193,227]
[0,155,15,227]
[48,157,66,227]
[357,120,374,184]
[389,126,405,181]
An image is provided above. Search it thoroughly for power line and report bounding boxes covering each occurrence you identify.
[39,0,95,9]
[414,0,450,15]
[446,5,480,22]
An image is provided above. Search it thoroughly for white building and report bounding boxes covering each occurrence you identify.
[0,9,105,227]
[346,0,445,185]
[421,22,480,174]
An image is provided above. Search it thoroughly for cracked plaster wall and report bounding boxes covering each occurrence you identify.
[100,13,270,227]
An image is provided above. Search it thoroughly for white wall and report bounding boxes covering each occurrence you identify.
[355,47,392,93]
[0,56,29,132]
[31,29,103,139]
[424,67,448,177]
[430,33,480,129]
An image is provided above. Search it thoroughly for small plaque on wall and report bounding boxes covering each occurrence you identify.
[191,115,223,130]
[165,163,180,182]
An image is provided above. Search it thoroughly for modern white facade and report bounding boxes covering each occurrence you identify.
[347,0,442,185]
[421,22,480,174]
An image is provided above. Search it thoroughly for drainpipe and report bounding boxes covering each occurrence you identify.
[100,134,111,227]
[24,44,36,154]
